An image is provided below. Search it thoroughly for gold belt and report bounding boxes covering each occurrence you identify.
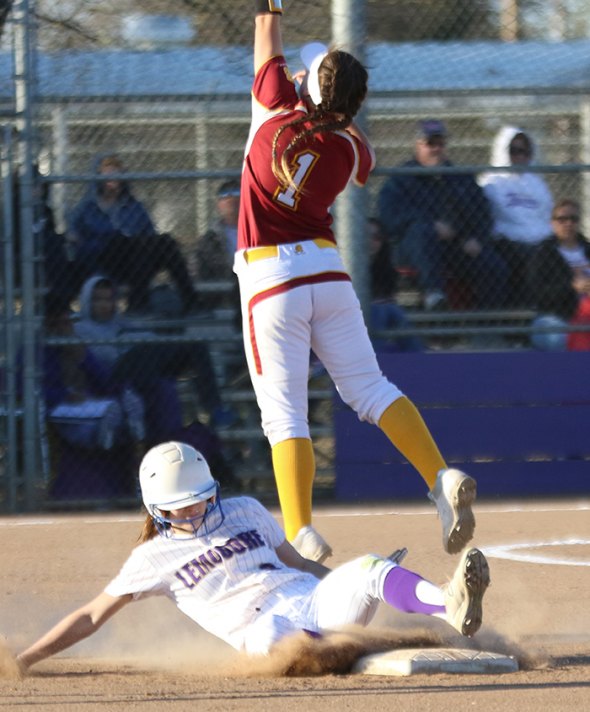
[244,238,335,264]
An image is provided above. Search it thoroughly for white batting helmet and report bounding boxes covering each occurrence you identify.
[139,442,223,537]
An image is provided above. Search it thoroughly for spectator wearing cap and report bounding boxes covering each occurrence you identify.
[478,126,554,307]
[194,179,242,312]
[378,119,508,310]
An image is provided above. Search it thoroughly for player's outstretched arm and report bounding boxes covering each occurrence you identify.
[16,592,132,674]
[275,539,331,579]
[254,1,283,73]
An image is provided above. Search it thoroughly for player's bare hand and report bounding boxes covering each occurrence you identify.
[292,69,307,86]
[276,540,330,579]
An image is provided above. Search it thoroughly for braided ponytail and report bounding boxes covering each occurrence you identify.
[271,49,367,190]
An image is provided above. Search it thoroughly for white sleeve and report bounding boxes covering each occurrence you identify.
[243,497,286,549]
[104,547,167,601]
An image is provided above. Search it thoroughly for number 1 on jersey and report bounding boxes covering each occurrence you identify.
[275,150,319,210]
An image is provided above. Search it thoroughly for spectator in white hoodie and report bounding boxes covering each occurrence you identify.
[479,126,553,306]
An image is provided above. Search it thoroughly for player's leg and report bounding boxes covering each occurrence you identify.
[377,397,445,490]
[379,400,476,554]
[311,280,475,554]
[271,438,332,562]
[271,437,314,537]
[380,548,489,636]
[309,283,442,481]
[242,283,330,558]
[310,555,443,630]
[311,550,489,638]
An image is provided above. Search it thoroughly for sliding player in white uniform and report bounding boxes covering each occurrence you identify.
[17,442,490,672]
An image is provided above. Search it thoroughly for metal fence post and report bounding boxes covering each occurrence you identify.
[1,125,20,512]
[331,0,370,319]
[13,0,39,510]
[581,100,590,240]
[50,105,68,234]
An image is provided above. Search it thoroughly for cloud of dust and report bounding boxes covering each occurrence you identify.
[228,625,445,677]
[4,594,238,677]
[0,593,79,680]
[489,573,556,639]
[0,638,21,681]
[86,601,238,674]
[470,629,550,671]
[2,585,555,680]
[481,566,590,666]
[120,631,235,673]
[226,623,554,677]
[1,618,553,680]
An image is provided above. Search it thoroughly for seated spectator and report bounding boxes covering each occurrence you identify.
[368,217,423,352]
[42,291,144,446]
[528,198,590,351]
[194,179,242,313]
[39,292,143,499]
[67,153,199,314]
[74,275,238,442]
[478,126,553,306]
[195,179,240,281]
[378,119,508,310]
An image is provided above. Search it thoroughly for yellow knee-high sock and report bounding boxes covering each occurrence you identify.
[378,397,447,491]
[271,437,315,541]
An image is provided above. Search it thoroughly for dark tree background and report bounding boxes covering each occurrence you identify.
[3,2,581,50]
[15,0,499,50]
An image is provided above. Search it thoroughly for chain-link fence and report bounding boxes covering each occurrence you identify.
[1,0,590,511]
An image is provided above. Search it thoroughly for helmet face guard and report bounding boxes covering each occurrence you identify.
[149,483,225,539]
[139,441,225,539]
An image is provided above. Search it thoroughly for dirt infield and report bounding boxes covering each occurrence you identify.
[1,497,589,711]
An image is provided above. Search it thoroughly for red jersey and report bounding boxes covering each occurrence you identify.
[238,56,373,250]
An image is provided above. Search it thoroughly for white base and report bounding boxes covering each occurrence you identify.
[352,647,519,676]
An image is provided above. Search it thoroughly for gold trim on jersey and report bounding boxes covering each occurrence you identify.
[244,238,335,264]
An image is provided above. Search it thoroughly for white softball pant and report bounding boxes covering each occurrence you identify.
[234,241,403,447]
[242,555,396,656]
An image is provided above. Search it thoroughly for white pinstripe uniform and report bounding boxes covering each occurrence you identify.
[105,497,397,655]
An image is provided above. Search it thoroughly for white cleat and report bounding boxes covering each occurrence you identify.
[444,547,490,637]
[428,468,476,554]
[291,525,333,564]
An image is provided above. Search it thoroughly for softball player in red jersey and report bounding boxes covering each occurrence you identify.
[234,3,477,563]
[16,443,489,671]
